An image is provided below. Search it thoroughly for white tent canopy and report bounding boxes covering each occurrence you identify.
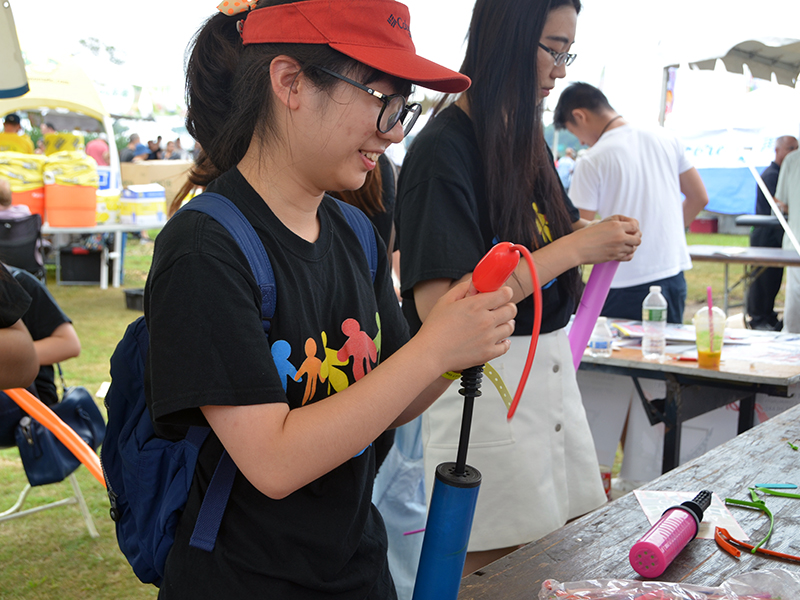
[659,36,800,127]
[652,11,800,216]
[680,38,800,87]
[654,0,800,122]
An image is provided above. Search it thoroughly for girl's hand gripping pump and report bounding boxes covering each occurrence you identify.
[471,242,542,422]
[412,242,541,600]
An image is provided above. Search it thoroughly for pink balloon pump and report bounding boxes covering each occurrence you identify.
[629,490,712,578]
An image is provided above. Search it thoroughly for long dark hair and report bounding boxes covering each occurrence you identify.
[446,0,582,299]
[173,0,410,214]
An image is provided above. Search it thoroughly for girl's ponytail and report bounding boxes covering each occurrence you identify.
[184,12,250,180]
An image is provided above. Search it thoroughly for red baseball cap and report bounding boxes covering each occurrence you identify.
[240,0,470,94]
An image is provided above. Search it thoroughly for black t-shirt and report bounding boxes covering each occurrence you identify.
[396,104,579,336]
[10,267,71,406]
[756,162,780,216]
[0,263,31,328]
[145,168,408,599]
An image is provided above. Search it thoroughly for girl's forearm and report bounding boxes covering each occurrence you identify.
[509,238,581,304]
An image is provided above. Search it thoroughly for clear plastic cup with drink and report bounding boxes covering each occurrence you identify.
[692,306,726,368]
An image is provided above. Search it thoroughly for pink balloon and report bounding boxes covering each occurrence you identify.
[568,261,620,371]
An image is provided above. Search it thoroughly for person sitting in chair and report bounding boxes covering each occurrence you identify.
[0,262,76,446]
[0,263,37,391]
[0,178,31,220]
[0,265,80,446]
[0,178,49,273]
[3,266,80,405]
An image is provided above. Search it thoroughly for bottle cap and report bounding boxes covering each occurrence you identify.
[650,286,661,293]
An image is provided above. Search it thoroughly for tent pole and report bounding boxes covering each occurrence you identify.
[746,160,800,256]
[103,115,121,190]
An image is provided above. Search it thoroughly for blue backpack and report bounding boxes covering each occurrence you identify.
[101,192,377,586]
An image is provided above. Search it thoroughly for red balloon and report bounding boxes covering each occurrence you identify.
[472,242,520,293]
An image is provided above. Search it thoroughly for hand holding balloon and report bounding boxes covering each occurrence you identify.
[465,242,541,420]
[567,261,620,371]
[470,242,521,294]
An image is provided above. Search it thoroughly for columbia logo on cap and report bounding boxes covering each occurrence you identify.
[386,13,411,39]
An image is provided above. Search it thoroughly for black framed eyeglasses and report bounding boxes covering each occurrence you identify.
[538,43,577,67]
[313,65,422,137]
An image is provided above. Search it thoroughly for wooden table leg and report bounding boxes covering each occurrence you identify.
[661,377,682,474]
[738,394,756,434]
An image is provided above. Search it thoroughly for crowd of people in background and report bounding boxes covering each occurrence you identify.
[1,112,194,167]
[119,133,192,163]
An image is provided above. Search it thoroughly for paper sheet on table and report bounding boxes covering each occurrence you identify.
[713,247,747,256]
[612,320,754,346]
[633,490,748,540]
[612,321,697,342]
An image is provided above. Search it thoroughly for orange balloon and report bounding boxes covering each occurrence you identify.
[4,388,106,488]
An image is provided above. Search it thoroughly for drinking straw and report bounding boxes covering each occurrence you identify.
[707,286,714,354]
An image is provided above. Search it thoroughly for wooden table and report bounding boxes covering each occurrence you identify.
[688,244,800,315]
[579,339,800,474]
[42,222,166,289]
[735,214,781,228]
[458,402,800,599]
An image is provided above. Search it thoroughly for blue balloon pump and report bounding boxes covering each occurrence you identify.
[411,242,540,600]
[411,365,484,600]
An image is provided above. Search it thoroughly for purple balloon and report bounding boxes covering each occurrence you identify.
[568,261,620,371]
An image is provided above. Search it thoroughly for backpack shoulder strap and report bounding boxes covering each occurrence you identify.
[332,198,378,283]
[173,192,278,553]
[169,194,377,554]
[178,192,276,334]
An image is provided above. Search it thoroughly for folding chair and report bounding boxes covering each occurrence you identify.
[0,473,99,538]
[0,214,45,283]
[0,391,99,538]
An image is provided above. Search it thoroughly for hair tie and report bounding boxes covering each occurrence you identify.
[217,0,257,16]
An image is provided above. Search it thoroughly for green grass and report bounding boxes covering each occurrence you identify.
[1,234,157,600]
[683,233,761,321]
[46,237,154,393]
[0,230,763,597]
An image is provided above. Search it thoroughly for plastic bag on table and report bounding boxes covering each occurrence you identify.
[538,568,800,599]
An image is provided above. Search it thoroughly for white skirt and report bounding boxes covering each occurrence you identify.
[421,328,607,551]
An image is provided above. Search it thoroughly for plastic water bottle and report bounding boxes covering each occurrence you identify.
[588,317,613,358]
[642,285,667,361]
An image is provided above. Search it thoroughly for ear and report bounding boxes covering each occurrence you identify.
[269,55,305,110]
[570,108,590,127]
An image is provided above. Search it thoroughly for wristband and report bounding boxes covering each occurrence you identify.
[441,371,462,381]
